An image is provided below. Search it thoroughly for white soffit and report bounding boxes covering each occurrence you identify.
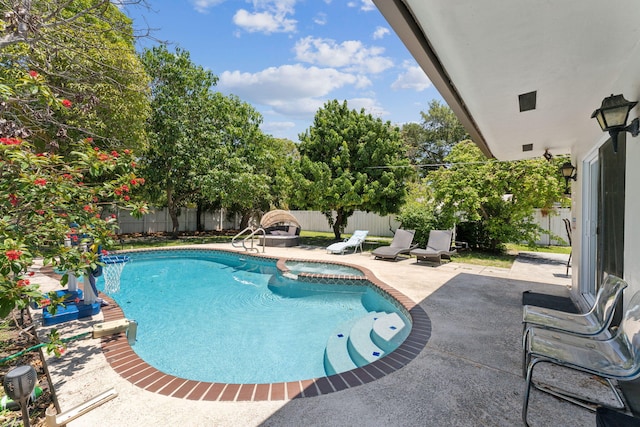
[377,0,640,160]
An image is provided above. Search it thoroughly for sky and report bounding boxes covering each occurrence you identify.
[123,0,443,142]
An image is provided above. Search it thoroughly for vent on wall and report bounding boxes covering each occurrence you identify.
[519,91,537,112]
[522,144,533,152]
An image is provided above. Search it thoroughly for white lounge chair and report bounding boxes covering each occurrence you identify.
[326,230,369,254]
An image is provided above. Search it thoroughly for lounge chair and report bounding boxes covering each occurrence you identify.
[522,290,640,426]
[410,230,456,264]
[521,273,627,376]
[372,229,417,260]
[326,230,368,254]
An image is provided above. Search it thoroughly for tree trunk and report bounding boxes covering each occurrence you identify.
[196,202,204,232]
[332,209,345,240]
[239,211,252,230]
[167,186,180,238]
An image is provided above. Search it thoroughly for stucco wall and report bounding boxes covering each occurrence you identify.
[624,133,640,307]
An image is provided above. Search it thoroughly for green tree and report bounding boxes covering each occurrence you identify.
[196,92,271,229]
[427,140,566,252]
[402,100,468,175]
[140,45,219,236]
[296,100,412,239]
[0,0,150,151]
[395,181,438,247]
[0,70,148,322]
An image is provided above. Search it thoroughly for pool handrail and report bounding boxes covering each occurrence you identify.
[232,227,266,253]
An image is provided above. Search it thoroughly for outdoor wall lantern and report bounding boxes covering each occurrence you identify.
[561,162,577,194]
[591,94,639,152]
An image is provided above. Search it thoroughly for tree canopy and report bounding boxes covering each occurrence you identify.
[402,99,468,175]
[141,45,290,233]
[296,100,412,239]
[422,140,567,252]
[0,0,150,151]
[140,45,219,236]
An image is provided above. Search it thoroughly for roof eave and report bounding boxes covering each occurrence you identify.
[373,0,494,158]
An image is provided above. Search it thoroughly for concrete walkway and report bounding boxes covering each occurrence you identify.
[31,245,608,427]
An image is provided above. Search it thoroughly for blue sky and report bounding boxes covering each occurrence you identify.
[124,0,443,141]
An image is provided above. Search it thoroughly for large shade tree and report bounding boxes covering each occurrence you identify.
[296,100,412,239]
[0,47,147,353]
[0,0,150,151]
[402,100,468,176]
[141,47,285,234]
[195,92,274,229]
[425,140,567,252]
[140,45,218,237]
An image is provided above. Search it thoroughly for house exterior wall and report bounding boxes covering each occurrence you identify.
[624,135,640,307]
[572,120,640,311]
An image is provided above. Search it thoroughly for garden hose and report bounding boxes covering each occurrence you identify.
[0,331,91,365]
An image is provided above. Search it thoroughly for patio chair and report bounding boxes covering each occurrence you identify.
[522,290,640,426]
[409,229,456,264]
[522,273,628,376]
[372,229,417,260]
[326,230,369,254]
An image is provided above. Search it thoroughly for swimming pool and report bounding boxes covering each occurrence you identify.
[97,249,411,384]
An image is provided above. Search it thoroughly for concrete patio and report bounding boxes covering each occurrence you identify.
[31,244,614,426]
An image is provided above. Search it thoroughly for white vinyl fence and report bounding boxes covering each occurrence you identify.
[114,207,571,246]
[532,207,572,246]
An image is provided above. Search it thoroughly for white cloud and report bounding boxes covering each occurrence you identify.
[347,97,388,118]
[233,0,297,34]
[261,121,296,133]
[219,64,362,117]
[190,0,226,14]
[313,12,327,25]
[391,62,432,91]
[233,9,296,33]
[348,0,376,11]
[360,0,376,11]
[373,26,389,40]
[294,36,393,74]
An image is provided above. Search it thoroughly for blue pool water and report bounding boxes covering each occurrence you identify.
[97,250,408,384]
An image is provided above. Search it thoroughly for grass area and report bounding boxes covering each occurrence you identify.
[505,243,572,254]
[450,251,516,269]
[111,230,568,269]
[298,230,392,247]
[116,232,233,250]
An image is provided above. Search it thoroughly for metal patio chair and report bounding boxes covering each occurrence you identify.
[522,274,628,376]
[522,290,640,426]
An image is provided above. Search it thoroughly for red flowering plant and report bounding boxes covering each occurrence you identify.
[0,71,149,331]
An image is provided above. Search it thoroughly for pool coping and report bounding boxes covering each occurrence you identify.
[96,247,432,401]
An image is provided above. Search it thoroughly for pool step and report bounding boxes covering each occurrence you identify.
[371,312,407,352]
[326,312,402,375]
[347,312,385,367]
[323,316,362,376]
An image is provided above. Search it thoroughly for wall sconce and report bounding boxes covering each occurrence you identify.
[560,162,577,194]
[543,149,553,161]
[591,94,639,152]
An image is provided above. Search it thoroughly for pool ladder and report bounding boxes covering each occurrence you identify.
[231,227,266,253]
